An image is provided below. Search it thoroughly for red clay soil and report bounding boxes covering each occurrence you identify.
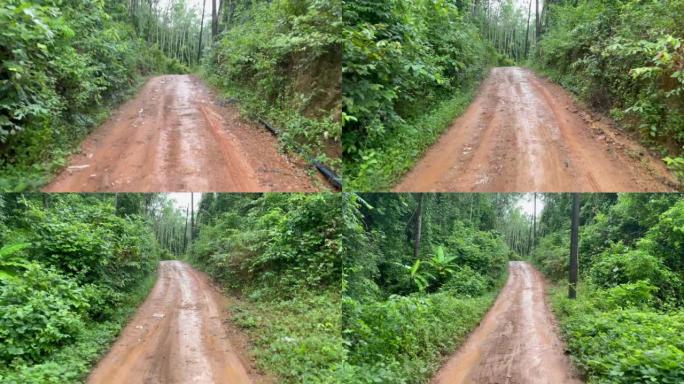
[87,261,269,384]
[396,67,677,192]
[432,261,583,384]
[44,75,318,192]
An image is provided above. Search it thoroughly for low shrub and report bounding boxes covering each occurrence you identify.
[343,291,496,383]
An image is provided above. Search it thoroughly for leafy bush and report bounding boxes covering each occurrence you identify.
[25,198,159,294]
[444,222,508,283]
[0,263,91,364]
[601,281,658,310]
[441,266,489,298]
[188,193,343,383]
[559,307,684,384]
[0,270,158,384]
[589,246,669,288]
[0,194,161,381]
[191,193,341,295]
[588,245,682,304]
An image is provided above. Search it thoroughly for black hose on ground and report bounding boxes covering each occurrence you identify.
[257,118,342,190]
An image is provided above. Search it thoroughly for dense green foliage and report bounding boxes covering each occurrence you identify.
[0,1,187,190]
[534,0,684,181]
[188,193,343,383]
[0,194,163,383]
[342,193,515,383]
[205,0,342,162]
[531,193,684,383]
[342,0,497,189]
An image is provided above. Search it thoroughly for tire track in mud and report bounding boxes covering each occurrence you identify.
[432,261,583,384]
[44,75,317,192]
[396,67,676,192]
[87,261,259,384]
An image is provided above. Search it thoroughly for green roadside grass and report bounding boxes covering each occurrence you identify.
[346,82,480,191]
[230,290,344,383]
[0,267,159,384]
[184,256,344,384]
[340,269,508,384]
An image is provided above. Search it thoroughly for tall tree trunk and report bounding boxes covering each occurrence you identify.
[212,0,218,39]
[184,204,189,252]
[569,193,580,299]
[190,193,195,244]
[525,0,532,57]
[198,0,207,62]
[413,194,424,260]
[532,192,537,247]
[535,0,541,42]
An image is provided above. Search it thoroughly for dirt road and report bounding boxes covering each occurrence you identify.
[45,75,317,192]
[87,261,259,384]
[396,67,676,192]
[432,261,582,384]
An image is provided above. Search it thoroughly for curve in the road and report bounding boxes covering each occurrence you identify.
[396,67,675,192]
[87,260,255,384]
[432,261,583,384]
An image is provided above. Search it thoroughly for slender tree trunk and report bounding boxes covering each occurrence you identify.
[532,192,537,247]
[525,0,532,57]
[569,193,580,299]
[212,0,218,39]
[414,194,424,260]
[190,193,195,244]
[198,0,206,62]
[535,0,541,42]
[184,204,189,252]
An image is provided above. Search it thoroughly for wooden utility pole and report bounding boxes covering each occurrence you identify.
[413,194,424,260]
[197,0,206,62]
[569,193,580,299]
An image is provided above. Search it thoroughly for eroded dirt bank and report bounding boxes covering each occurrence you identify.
[396,67,676,192]
[45,75,317,192]
[87,261,259,384]
[432,261,583,384]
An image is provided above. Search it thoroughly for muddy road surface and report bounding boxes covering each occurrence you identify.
[397,67,675,192]
[432,261,582,384]
[87,261,259,384]
[45,75,317,192]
